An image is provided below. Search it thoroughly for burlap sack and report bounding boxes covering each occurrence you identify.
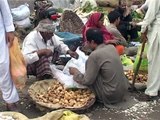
[30,109,90,120]
[0,112,28,120]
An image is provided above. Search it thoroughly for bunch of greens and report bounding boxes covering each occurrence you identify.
[80,1,107,14]
[131,11,144,22]
[80,1,93,13]
[57,8,64,13]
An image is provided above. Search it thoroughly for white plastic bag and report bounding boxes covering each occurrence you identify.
[14,17,31,28]
[50,47,88,88]
[63,47,88,75]
[11,4,30,21]
[50,65,86,89]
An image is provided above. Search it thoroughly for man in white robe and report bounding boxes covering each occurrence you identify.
[139,0,160,101]
[136,0,149,14]
[0,0,19,110]
[22,19,78,80]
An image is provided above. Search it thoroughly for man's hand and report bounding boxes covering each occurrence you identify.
[67,50,79,59]
[130,22,137,28]
[6,32,15,47]
[69,67,79,75]
[37,49,53,57]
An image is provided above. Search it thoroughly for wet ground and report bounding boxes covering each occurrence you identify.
[0,76,160,120]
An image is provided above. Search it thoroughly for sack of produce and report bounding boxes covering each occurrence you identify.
[133,43,148,73]
[11,4,30,21]
[28,80,95,110]
[0,112,28,120]
[14,17,32,28]
[30,109,90,120]
[59,110,90,120]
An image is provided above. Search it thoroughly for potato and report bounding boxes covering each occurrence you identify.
[124,70,148,83]
[35,80,93,108]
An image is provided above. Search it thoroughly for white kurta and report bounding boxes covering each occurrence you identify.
[139,0,150,13]
[141,0,160,96]
[22,30,70,65]
[0,0,19,103]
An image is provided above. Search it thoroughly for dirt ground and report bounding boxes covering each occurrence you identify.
[0,76,160,120]
[2,1,160,120]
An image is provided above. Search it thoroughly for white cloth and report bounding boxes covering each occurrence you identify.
[0,0,19,103]
[136,0,149,14]
[139,0,149,13]
[22,30,70,65]
[50,65,87,89]
[141,0,160,33]
[63,47,88,75]
[141,0,160,96]
[50,47,88,88]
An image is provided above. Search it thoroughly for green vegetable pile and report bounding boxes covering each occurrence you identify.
[131,11,144,22]
[80,1,108,14]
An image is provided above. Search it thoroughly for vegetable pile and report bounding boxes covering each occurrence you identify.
[124,70,148,83]
[33,80,95,108]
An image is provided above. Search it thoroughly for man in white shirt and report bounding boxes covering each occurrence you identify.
[22,19,78,80]
[0,0,19,111]
[138,0,160,101]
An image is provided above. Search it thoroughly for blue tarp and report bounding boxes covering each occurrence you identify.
[55,32,82,41]
[55,32,82,51]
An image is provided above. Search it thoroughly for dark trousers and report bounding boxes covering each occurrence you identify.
[118,24,138,41]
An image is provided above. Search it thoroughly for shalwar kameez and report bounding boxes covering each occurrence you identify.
[141,0,160,97]
[0,0,19,103]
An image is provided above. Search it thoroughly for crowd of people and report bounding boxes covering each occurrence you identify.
[1,0,160,113]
